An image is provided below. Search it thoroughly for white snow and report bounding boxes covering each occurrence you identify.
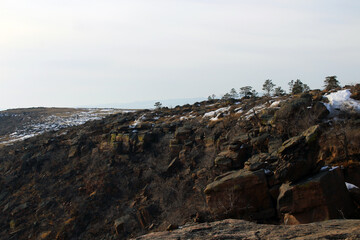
[269,101,282,108]
[264,169,272,175]
[242,103,267,120]
[129,114,146,128]
[323,89,360,115]
[180,115,196,121]
[203,106,231,119]
[235,107,243,113]
[0,109,125,145]
[345,182,359,190]
[329,166,339,171]
[320,166,330,172]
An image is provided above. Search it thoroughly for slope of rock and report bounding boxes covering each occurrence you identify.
[0,107,128,146]
[133,219,360,240]
[0,87,359,239]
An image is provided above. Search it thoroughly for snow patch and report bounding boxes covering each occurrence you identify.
[130,114,147,128]
[264,169,272,175]
[1,109,125,145]
[242,103,267,120]
[269,101,282,108]
[320,166,330,172]
[180,115,196,121]
[203,107,231,119]
[345,182,359,190]
[323,89,360,115]
[329,166,339,172]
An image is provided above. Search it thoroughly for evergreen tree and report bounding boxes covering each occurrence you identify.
[239,86,253,98]
[221,93,232,100]
[250,89,258,98]
[229,88,238,99]
[208,94,216,100]
[154,102,162,109]
[274,86,285,96]
[262,79,276,96]
[288,79,310,94]
[324,76,340,91]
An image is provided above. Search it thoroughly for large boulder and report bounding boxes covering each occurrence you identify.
[275,125,323,182]
[244,153,276,172]
[277,168,355,225]
[204,169,275,220]
[311,102,329,120]
[214,149,248,170]
[174,126,193,142]
[274,95,312,121]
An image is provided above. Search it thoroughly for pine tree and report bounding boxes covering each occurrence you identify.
[274,86,285,96]
[154,102,162,109]
[229,88,238,99]
[239,86,253,98]
[324,76,340,91]
[288,79,310,94]
[208,94,216,100]
[262,79,276,96]
[222,93,232,100]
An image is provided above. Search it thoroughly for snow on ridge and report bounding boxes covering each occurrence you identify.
[242,103,267,120]
[203,106,231,119]
[180,115,196,121]
[130,114,147,128]
[1,109,124,145]
[323,89,360,114]
[270,100,282,108]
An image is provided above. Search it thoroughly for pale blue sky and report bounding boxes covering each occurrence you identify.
[1,0,359,109]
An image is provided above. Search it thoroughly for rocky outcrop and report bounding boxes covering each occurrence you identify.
[277,168,355,224]
[0,88,359,239]
[275,125,323,182]
[204,169,275,220]
[133,219,360,240]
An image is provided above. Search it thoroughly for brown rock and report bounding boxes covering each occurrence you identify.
[68,146,78,158]
[277,168,355,225]
[215,146,250,170]
[312,102,329,120]
[166,224,178,231]
[348,185,360,205]
[137,207,153,229]
[267,138,282,154]
[169,142,182,159]
[204,169,275,220]
[132,219,360,240]
[275,125,323,182]
[114,215,131,236]
[166,157,182,174]
[244,153,274,171]
[344,163,360,188]
[174,127,192,142]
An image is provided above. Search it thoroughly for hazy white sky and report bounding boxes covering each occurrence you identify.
[1,0,360,109]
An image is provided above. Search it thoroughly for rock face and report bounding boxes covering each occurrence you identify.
[0,88,359,239]
[278,168,355,224]
[133,219,360,240]
[204,169,275,220]
[275,125,323,182]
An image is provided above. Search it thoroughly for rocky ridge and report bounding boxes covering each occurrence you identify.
[0,85,359,239]
[133,218,360,240]
[0,107,127,146]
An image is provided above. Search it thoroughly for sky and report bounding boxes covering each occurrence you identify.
[1,0,360,109]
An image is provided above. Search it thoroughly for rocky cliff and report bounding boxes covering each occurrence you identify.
[0,85,359,239]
